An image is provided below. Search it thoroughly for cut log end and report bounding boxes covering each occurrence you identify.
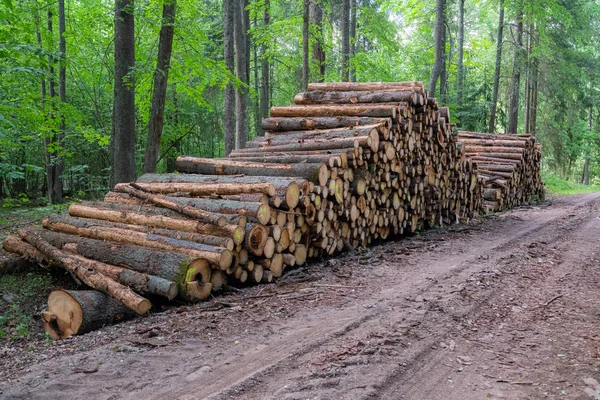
[184,259,213,300]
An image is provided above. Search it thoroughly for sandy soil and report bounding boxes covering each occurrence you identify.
[2,192,600,400]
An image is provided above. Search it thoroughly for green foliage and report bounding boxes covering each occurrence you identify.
[542,170,600,195]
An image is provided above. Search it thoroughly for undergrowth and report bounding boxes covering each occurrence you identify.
[542,171,600,196]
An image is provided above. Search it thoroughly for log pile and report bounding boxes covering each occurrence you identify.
[0,81,542,339]
[457,131,545,212]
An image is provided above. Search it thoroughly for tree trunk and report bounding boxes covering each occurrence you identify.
[294,90,416,105]
[234,0,249,149]
[302,0,309,90]
[428,0,445,95]
[223,0,236,155]
[112,0,136,186]
[143,0,176,173]
[341,0,350,81]
[488,0,504,133]
[54,0,66,204]
[269,104,397,118]
[507,4,523,134]
[349,0,357,82]
[311,0,325,82]
[457,0,465,106]
[262,116,389,131]
[584,105,591,185]
[259,0,270,136]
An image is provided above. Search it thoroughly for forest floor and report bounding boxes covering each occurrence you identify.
[2,192,600,399]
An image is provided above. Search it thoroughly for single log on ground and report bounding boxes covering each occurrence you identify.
[115,182,276,197]
[42,290,136,340]
[270,104,397,118]
[42,216,233,270]
[262,116,391,132]
[294,90,417,105]
[19,229,151,314]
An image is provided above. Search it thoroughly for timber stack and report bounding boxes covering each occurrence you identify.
[457,131,545,212]
[0,81,541,340]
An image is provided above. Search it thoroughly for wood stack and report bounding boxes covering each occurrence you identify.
[0,82,542,340]
[457,131,545,212]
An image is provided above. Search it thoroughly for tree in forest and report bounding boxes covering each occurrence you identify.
[311,0,326,82]
[349,0,357,82]
[507,2,523,134]
[428,0,445,96]
[341,0,350,81]
[457,0,465,106]
[488,0,504,133]
[143,0,176,174]
[234,0,249,149]
[258,0,270,136]
[223,0,236,155]
[302,0,309,90]
[111,0,136,186]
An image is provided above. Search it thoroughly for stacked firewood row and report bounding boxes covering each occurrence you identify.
[457,131,545,212]
[0,81,542,340]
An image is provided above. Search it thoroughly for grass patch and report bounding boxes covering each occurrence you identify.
[0,203,69,241]
[542,171,600,195]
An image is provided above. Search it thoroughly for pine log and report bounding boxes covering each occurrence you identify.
[42,290,136,339]
[27,230,208,300]
[294,90,418,105]
[230,133,379,153]
[458,138,528,148]
[115,182,276,197]
[175,156,327,185]
[68,204,240,248]
[19,229,151,314]
[458,131,532,141]
[307,82,424,92]
[270,104,397,118]
[463,145,525,154]
[42,216,233,270]
[78,200,245,245]
[249,124,383,145]
[261,116,391,132]
[463,152,523,160]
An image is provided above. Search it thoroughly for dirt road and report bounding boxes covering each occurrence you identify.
[2,192,600,400]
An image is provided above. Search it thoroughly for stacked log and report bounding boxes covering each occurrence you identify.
[457,131,545,212]
[0,81,542,339]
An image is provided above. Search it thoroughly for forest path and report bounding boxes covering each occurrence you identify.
[2,192,600,400]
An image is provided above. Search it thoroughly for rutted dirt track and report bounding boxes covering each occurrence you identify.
[2,192,600,400]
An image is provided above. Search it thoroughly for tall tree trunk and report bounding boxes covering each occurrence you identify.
[488,0,504,133]
[457,0,465,106]
[166,83,179,172]
[54,0,66,203]
[143,0,176,174]
[349,0,357,82]
[112,0,136,186]
[253,13,260,137]
[258,0,270,136]
[302,0,309,90]
[341,0,350,82]
[45,9,62,204]
[234,0,249,149]
[428,0,445,96]
[507,4,523,134]
[223,0,236,155]
[583,102,592,185]
[439,19,448,102]
[311,0,325,82]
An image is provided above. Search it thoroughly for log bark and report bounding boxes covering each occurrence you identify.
[246,125,383,148]
[115,182,276,197]
[176,156,328,186]
[42,290,135,339]
[86,199,245,244]
[294,90,416,105]
[230,133,379,154]
[261,116,391,132]
[307,82,424,92]
[120,183,227,227]
[42,216,233,270]
[19,228,151,314]
[270,104,397,118]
